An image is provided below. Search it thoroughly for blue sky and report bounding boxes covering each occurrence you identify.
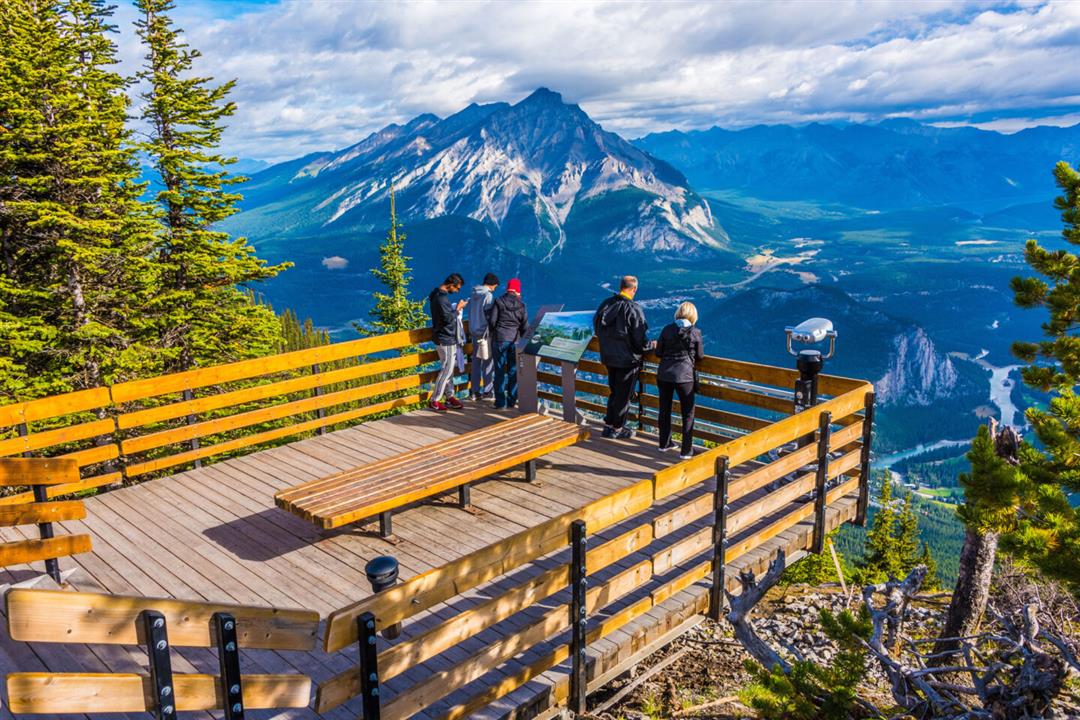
[113,0,1080,162]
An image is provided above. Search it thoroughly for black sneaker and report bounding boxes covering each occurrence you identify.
[659,442,678,452]
[601,426,616,439]
[615,427,636,440]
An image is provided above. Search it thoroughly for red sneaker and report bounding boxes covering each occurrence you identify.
[429,400,448,413]
[446,396,464,409]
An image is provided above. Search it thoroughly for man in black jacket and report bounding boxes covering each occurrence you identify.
[593,275,650,438]
[488,278,528,409]
[428,273,466,412]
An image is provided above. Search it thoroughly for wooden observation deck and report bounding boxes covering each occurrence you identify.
[0,327,874,720]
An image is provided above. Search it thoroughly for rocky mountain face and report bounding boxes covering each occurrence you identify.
[873,327,960,406]
[232,88,726,264]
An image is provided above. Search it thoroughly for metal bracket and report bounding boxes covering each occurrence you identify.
[182,389,201,468]
[312,363,327,435]
[569,519,587,715]
[709,456,729,621]
[141,610,176,720]
[358,612,381,720]
[214,612,244,720]
[812,412,832,553]
[856,393,875,526]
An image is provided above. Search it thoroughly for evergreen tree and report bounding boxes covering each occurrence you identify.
[896,491,921,571]
[1007,160,1080,591]
[0,0,159,397]
[135,0,288,371]
[934,425,1022,660]
[917,542,939,590]
[862,477,899,580]
[364,186,426,336]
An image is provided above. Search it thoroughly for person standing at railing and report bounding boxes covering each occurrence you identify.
[488,278,528,410]
[593,275,651,439]
[468,273,500,401]
[655,302,704,460]
[428,273,467,412]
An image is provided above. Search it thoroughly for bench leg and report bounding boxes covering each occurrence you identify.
[524,459,537,483]
[379,511,393,539]
[459,483,471,508]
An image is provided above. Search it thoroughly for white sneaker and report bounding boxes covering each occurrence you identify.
[679,452,694,460]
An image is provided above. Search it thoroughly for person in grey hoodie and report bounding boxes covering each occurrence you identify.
[468,273,499,400]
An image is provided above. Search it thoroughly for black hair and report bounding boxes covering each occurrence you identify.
[483,272,499,286]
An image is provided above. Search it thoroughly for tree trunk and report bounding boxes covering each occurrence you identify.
[931,528,998,663]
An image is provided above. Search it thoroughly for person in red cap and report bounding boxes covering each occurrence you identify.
[487,278,529,409]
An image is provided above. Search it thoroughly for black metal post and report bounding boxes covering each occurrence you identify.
[855,392,875,526]
[182,388,201,468]
[812,411,832,554]
[458,483,471,508]
[312,363,327,435]
[214,612,245,720]
[357,612,381,720]
[378,511,392,540]
[569,519,588,715]
[794,350,824,448]
[709,456,729,621]
[524,459,537,483]
[365,556,401,640]
[141,610,176,720]
[19,422,62,585]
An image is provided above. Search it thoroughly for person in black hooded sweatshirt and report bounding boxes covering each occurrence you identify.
[655,301,704,459]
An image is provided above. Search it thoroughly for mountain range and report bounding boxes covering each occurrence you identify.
[229,88,726,269]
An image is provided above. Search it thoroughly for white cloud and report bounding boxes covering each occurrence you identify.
[110,0,1080,161]
[321,256,349,270]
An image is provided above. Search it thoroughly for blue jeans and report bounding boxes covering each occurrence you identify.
[493,341,518,408]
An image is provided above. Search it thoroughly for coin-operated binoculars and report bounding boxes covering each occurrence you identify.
[784,317,837,415]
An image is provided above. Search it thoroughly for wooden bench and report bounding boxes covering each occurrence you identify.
[0,458,92,585]
[5,587,320,717]
[274,413,589,537]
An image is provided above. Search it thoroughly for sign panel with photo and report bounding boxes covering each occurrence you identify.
[522,310,594,363]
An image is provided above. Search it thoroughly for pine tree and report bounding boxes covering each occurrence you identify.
[364,186,426,336]
[918,542,939,590]
[135,0,288,371]
[896,492,921,572]
[1008,160,1080,591]
[862,477,899,580]
[0,0,159,397]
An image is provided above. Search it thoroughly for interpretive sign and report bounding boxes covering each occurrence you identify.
[521,311,594,363]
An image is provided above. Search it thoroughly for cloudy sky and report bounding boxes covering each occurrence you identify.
[113,0,1080,163]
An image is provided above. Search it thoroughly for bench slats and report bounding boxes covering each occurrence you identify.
[0,500,87,526]
[6,672,312,713]
[0,457,79,486]
[275,414,588,530]
[5,588,320,650]
[0,535,92,567]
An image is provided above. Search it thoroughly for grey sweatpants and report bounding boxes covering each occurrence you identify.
[432,344,458,401]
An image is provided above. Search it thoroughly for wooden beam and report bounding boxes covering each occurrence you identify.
[0,471,122,507]
[0,500,86,527]
[0,535,92,567]
[5,588,319,650]
[6,673,312,713]
[0,458,79,486]
[0,386,111,427]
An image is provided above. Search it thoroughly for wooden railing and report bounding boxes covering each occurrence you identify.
[0,327,448,504]
[314,354,875,719]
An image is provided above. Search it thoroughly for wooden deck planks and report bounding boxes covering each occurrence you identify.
[0,404,865,720]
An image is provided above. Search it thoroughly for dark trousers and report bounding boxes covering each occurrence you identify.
[604,365,638,429]
[658,380,696,454]
[493,340,518,408]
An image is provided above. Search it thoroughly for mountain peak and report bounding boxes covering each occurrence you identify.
[519,87,565,105]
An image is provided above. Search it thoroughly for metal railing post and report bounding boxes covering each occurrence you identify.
[141,610,177,720]
[358,612,382,720]
[856,392,875,526]
[214,612,245,720]
[569,519,588,715]
[709,456,729,621]
[182,388,201,468]
[312,363,326,435]
[18,422,62,584]
[812,411,832,554]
